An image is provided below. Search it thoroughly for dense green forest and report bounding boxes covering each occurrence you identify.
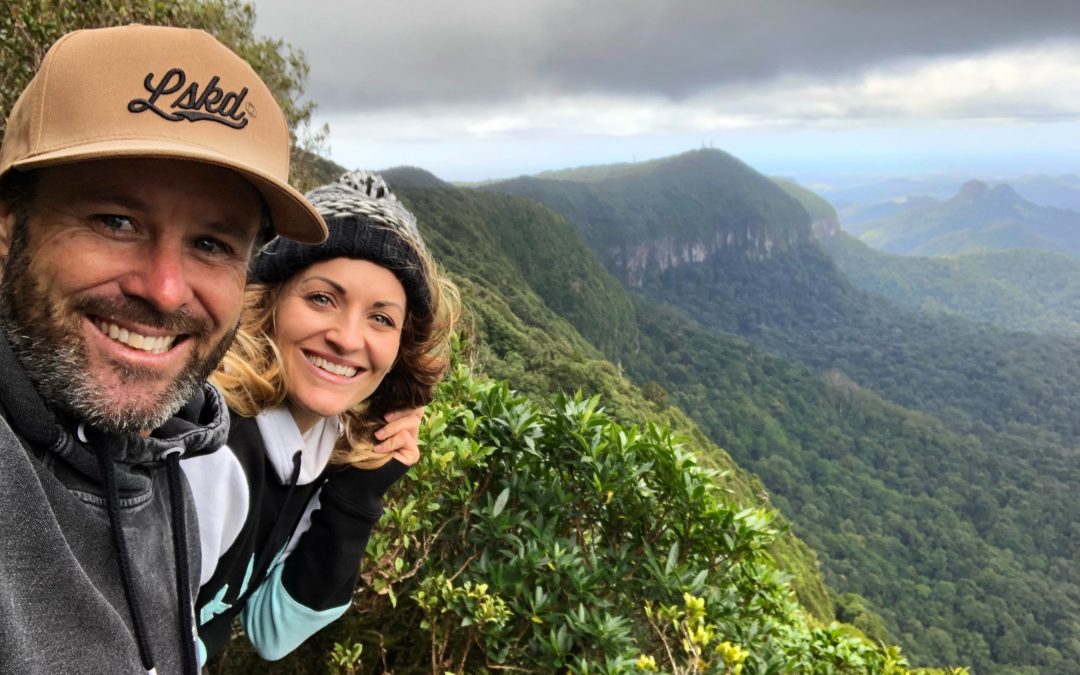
[622,295,1080,673]
[821,232,1080,337]
[484,150,1080,672]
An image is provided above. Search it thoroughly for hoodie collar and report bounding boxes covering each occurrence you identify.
[0,330,64,451]
[254,406,340,485]
[0,330,229,466]
[77,383,231,465]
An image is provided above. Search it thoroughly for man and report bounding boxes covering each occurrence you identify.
[0,25,326,674]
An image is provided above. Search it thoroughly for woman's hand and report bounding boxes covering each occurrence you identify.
[372,406,424,467]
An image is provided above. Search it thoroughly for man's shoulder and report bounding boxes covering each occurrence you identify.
[0,408,28,454]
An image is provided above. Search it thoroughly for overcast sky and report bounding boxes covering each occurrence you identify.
[252,0,1080,187]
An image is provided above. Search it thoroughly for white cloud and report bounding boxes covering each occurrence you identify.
[317,41,1080,149]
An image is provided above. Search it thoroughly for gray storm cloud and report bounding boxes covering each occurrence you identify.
[254,0,1080,111]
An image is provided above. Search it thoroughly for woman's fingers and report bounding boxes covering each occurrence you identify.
[373,429,421,466]
[372,407,424,466]
[374,417,418,441]
[374,407,424,441]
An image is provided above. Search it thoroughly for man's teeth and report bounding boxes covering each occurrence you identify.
[306,353,358,378]
[95,320,176,354]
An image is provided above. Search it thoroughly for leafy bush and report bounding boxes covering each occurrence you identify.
[213,363,932,673]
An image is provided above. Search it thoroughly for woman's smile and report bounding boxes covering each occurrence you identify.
[273,258,406,431]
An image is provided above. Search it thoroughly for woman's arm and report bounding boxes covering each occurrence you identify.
[241,409,423,660]
[241,460,407,660]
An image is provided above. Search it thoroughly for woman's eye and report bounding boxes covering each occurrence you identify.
[373,313,396,328]
[306,292,334,307]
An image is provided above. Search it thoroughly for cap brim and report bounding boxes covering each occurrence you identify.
[12,139,328,244]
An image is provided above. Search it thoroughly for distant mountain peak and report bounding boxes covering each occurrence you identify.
[988,183,1022,201]
[956,180,990,201]
[949,180,1027,210]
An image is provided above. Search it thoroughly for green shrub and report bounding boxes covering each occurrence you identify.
[210,363,934,674]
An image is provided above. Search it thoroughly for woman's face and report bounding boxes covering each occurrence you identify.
[273,257,406,431]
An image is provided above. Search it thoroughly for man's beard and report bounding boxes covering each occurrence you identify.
[0,214,236,435]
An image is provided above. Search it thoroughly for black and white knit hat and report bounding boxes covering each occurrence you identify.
[250,171,432,314]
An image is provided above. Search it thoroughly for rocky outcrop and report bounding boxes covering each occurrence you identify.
[611,226,808,286]
[810,215,841,238]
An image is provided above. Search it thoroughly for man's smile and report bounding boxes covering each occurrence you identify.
[92,316,182,354]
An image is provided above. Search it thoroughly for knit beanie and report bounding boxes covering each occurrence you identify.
[250,171,432,315]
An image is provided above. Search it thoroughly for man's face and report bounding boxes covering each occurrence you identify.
[0,158,264,434]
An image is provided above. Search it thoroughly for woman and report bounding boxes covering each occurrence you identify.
[181,171,458,664]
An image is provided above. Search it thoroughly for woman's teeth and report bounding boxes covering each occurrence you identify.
[306,353,358,378]
[95,320,176,354]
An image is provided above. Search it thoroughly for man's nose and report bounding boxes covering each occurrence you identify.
[117,239,194,313]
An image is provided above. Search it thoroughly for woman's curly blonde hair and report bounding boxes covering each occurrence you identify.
[212,220,459,470]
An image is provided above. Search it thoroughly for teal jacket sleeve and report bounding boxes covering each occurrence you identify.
[241,459,408,660]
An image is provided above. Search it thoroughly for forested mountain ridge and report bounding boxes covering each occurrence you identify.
[484,149,813,286]
[853,179,1080,256]
[479,151,1080,672]
[771,177,841,237]
[821,231,1080,337]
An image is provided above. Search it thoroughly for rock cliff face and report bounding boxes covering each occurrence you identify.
[611,225,808,286]
[810,215,841,238]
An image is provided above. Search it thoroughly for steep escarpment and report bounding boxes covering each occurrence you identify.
[772,176,841,237]
[486,149,814,285]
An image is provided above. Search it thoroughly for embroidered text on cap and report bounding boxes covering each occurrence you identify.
[128,68,251,128]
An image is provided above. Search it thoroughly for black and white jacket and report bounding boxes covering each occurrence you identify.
[182,406,407,663]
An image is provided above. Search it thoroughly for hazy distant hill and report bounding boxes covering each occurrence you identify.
[856,180,1080,256]
[840,194,940,231]
[1005,174,1080,211]
[821,232,1080,337]
[822,176,961,210]
[483,150,1080,672]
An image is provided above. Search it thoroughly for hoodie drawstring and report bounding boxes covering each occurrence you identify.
[95,439,157,674]
[165,449,198,675]
[90,423,198,675]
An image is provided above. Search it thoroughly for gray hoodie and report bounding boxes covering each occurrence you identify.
[0,333,228,674]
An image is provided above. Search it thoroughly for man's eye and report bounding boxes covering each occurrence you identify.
[97,214,135,232]
[193,237,234,256]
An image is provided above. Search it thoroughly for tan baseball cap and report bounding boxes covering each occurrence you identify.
[0,24,327,243]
